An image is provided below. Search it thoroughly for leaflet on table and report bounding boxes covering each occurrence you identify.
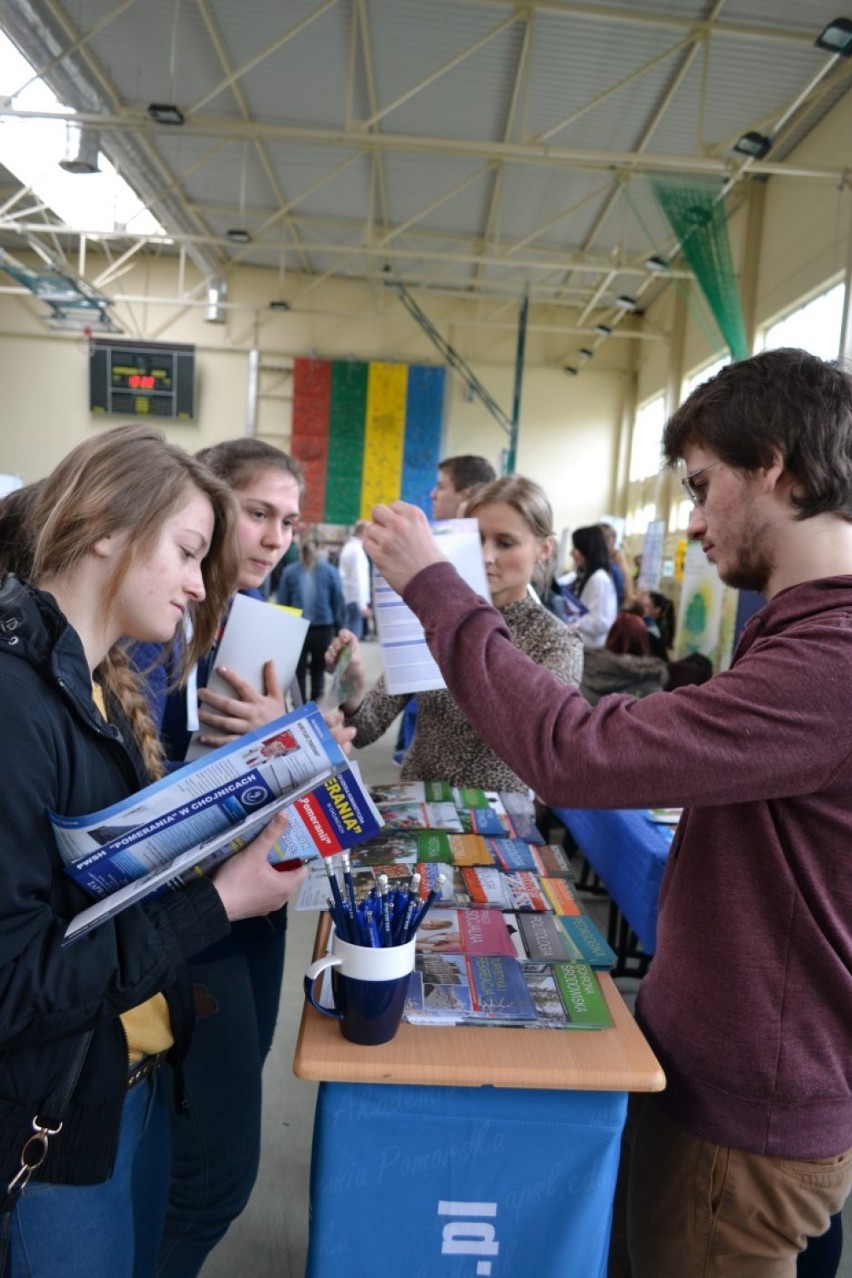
[518,912,617,969]
[517,962,613,1030]
[369,781,454,805]
[372,798,463,833]
[405,954,537,1025]
[414,907,517,957]
[372,517,491,695]
[185,594,310,760]
[487,838,575,878]
[461,866,553,912]
[357,831,493,867]
[404,957,612,1029]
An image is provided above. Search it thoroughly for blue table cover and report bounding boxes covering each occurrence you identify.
[554,808,672,955]
[307,1081,626,1278]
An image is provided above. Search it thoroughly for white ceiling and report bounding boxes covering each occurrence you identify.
[0,0,850,330]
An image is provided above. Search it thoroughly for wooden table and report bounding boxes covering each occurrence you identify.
[295,918,664,1278]
[296,924,664,1091]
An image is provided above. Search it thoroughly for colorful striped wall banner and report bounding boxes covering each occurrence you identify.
[291,358,446,524]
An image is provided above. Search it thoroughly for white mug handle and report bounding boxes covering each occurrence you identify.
[303,953,344,1019]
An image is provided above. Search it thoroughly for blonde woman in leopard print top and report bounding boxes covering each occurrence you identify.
[327,476,583,792]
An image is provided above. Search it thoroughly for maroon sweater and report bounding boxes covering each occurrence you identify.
[406,564,852,1159]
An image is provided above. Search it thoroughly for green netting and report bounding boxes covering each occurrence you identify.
[651,178,750,361]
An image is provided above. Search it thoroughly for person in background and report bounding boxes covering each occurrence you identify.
[559,524,618,649]
[598,521,634,607]
[649,590,676,655]
[327,475,582,791]
[338,519,371,639]
[363,347,852,1276]
[130,437,333,1278]
[580,612,668,705]
[0,482,43,577]
[0,424,306,1278]
[430,453,497,520]
[277,534,345,703]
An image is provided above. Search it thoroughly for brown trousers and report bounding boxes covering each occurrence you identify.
[607,1093,852,1278]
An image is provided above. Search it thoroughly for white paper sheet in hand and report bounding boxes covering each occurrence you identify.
[185,595,310,760]
[373,517,491,695]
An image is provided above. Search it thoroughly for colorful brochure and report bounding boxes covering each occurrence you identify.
[58,703,383,941]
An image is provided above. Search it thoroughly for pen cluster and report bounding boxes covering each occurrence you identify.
[323,852,445,948]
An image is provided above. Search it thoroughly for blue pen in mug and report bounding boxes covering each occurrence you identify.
[303,928,416,1045]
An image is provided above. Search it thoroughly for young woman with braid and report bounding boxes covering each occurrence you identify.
[131,438,354,1278]
[0,424,307,1278]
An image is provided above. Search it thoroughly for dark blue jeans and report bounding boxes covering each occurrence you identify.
[11,1071,169,1278]
[155,909,288,1278]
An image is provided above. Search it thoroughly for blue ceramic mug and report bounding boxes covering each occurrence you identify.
[304,931,416,1045]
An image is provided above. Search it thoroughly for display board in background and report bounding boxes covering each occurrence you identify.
[89,338,196,420]
[291,358,446,524]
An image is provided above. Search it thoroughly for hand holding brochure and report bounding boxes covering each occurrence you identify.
[56,703,383,942]
[373,517,490,695]
[185,594,310,760]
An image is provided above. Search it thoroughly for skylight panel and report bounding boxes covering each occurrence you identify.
[0,31,165,238]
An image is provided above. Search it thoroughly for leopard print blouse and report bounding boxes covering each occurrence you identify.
[346,595,583,792]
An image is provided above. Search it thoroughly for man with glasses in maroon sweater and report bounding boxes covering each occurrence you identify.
[364,347,852,1277]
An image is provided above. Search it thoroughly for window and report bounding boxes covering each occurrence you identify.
[684,354,729,400]
[672,497,692,531]
[762,283,844,359]
[625,502,658,537]
[629,394,666,482]
[0,32,164,237]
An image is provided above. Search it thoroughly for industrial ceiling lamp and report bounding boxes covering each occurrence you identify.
[226,228,252,244]
[579,347,594,358]
[59,124,100,174]
[644,254,669,273]
[563,365,579,376]
[148,103,185,126]
[595,324,613,336]
[733,131,772,159]
[815,17,852,55]
[615,294,638,311]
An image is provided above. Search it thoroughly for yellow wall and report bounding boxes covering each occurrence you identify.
[0,258,630,538]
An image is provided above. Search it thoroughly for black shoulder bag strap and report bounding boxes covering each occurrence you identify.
[0,1028,94,1275]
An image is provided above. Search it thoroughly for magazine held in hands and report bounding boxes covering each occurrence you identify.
[56,703,383,943]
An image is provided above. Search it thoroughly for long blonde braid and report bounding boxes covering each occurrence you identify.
[99,648,166,781]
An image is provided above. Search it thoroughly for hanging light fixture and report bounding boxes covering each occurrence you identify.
[815,17,852,55]
[644,254,669,274]
[147,103,185,126]
[733,131,772,159]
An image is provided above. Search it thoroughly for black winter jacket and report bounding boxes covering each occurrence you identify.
[0,577,230,1186]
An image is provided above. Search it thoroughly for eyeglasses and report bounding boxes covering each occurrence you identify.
[681,460,723,508]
